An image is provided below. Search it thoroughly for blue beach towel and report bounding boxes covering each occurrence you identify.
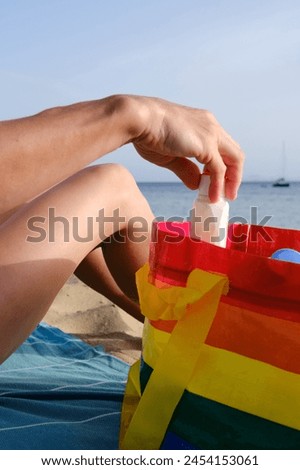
[0,323,129,450]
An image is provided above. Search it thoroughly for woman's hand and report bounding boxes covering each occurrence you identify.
[131,96,244,202]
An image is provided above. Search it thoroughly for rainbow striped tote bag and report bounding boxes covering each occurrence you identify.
[119,222,300,450]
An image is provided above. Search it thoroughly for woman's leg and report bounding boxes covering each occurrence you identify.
[0,163,153,363]
[75,247,143,322]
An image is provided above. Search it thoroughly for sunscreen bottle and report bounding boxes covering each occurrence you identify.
[190,173,229,247]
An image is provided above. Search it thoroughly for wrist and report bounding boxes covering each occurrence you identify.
[109,94,150,143]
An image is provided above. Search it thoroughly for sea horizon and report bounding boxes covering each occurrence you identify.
[137,181,300,230]
[136,180,300,184]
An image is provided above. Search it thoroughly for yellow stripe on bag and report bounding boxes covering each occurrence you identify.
[121,264,228,450]
[119,359,141,446]
[143,321,300,430]
[189,343,300,430]
[136,263,229,322]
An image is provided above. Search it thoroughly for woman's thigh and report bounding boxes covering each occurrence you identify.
[0,163,153,363]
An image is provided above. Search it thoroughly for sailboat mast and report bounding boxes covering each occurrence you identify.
[272,141,290,186]
[281,141,286,179]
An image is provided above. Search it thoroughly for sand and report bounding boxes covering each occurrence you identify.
[44,275,143,365]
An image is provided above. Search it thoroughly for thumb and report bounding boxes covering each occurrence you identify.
[165,157,201,189]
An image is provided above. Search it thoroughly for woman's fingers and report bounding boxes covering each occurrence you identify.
[202,152,227,203]
[195,128,244,202]
[219,130,245,200]
[163,157,201,190]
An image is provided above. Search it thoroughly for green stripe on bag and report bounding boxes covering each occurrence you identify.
[141,361,300,450]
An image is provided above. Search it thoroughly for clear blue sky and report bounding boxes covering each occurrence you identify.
[1,0,300,181]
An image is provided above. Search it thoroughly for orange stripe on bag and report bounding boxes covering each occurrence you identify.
[151,301,300,374]
[206,302,300,374]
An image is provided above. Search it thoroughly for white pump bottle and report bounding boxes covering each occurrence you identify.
[190,174,229,248]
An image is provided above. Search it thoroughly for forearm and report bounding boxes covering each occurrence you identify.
[0,94,144,218]
[0,93,244,221]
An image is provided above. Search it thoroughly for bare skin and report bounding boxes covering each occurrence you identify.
[0,95,243,222]
[0,94,244,363]
[0,163,153,362]
[75,247,143,321]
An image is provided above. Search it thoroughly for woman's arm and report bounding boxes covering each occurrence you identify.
[0,94,244,219]
[0,95,135,219]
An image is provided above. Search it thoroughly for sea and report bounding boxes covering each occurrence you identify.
[137,182,300,231]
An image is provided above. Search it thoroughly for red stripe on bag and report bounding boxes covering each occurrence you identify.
[150,222,300,303]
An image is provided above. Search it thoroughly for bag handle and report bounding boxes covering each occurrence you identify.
[121,264,228,450]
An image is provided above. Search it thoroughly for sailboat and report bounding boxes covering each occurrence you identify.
[273,177,289,187]
[273,142,290,187]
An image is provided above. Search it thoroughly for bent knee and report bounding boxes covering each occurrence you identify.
[85,163,138,191]
[84,163,135,184]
